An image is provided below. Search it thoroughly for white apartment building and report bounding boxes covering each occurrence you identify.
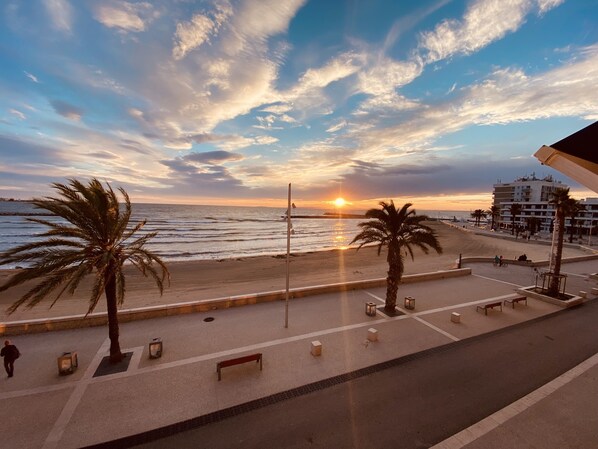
[492,174,598,240]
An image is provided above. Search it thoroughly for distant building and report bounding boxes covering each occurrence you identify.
[492,174,598,240]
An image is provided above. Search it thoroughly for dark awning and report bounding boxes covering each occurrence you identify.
[534,121,598,193]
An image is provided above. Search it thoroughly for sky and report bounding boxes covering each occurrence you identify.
[1,0,597,211]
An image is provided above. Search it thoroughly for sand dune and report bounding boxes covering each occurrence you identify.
[0,222,591,321]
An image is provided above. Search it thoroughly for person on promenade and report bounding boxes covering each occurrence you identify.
[494,255,500,266]
[499,255,503,266]
[1,340,20,378]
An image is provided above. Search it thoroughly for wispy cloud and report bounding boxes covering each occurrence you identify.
[173,13,220,60]
[24,71,39,83]
[42,0,73,33]
[50,100,83,121]
[350,44,598,162]
[326,120,347,133]
[417,0,563,63]
[92,1,156,33]
[9,109,26,120]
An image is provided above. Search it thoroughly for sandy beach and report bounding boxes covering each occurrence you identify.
[0,222,592,322]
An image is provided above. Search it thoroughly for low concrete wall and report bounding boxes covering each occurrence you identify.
[459,254,598,268]
[0,268,471,336]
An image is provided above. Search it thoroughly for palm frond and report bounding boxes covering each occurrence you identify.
[1,178,170,316]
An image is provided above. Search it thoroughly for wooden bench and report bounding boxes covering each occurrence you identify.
[476,301,502,315]
[504,296,527,308]
[217,353,262,381]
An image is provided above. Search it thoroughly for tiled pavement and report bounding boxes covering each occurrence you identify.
[0,259,597,448]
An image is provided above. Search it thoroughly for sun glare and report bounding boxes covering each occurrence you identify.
[334,197,346,208]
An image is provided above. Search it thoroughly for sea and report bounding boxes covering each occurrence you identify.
[0,201,470,269]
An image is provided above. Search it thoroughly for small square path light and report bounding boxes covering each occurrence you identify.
[149,338,163,359]
[57,352,78,375]
[365,302,377,316]
[367,328,378,342]
[404,296,415,310]
[311,341,322,356]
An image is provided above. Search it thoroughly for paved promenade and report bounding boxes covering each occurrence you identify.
[0,260,597,448]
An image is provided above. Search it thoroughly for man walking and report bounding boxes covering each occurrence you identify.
[1,340,20,378]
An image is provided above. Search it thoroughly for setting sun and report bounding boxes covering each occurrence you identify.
[334,197,346,207]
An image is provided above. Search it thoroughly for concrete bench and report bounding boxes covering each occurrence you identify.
[476,301,502,315]
[504,296,527,308]
[217,353,262,381]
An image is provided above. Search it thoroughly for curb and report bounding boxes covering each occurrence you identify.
[0,268,471,336]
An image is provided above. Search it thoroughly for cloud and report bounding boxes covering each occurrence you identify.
[173,13,218,60]
[128,124,279,152]
[417,0,564,63]
[223,0,306,54]
[92,1,155,33]
[328,156,555,200]
[216,134,279,151]
[24,71,39,83]
[183,150,244,164]
[266,52,363,119]
[9,109,26,120]
[172,2,234,60]
[103,0,306,147]
[294,53,362,92]
[537,0,564,15]
[0,135,64,167]
[42,0,73,33]
[357,57,422,96]
[160,150,245,194]
[254,114,294,129]
[326,120,347,133]
[50,100,84,120]
[260,103,293,114]
[347,44,598,164]
[87,150,120,160]
[451,45,598,124]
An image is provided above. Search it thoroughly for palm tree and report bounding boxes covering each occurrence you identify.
[509,203,522,235]
[470,209,487,227]
[0,179,169,363]
[487,205,500,230]
[351,201,442,313]
[547,188,570,296]
[565,199,585,243]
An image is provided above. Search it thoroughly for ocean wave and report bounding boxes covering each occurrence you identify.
[0,202,371,266]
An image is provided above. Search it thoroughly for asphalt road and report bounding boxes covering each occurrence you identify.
[122,299,598,449]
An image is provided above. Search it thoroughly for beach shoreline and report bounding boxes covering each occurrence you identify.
[0,222,593,322]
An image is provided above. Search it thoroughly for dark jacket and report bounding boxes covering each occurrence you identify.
[1,344,20,361]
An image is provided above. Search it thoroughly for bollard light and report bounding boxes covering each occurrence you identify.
[149,338,163,359]
[365,302,377,316]
[404,296,415,310]
[57,352,78,375]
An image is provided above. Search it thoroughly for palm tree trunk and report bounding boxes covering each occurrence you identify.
[548,211,565,296]
[385,243,402,313]
[105,273,124,363]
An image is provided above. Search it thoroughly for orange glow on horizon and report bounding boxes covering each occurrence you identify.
[123,190,598,212]
[128,194,493,211]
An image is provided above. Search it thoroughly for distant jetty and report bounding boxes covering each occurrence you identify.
[284,212,366,219]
